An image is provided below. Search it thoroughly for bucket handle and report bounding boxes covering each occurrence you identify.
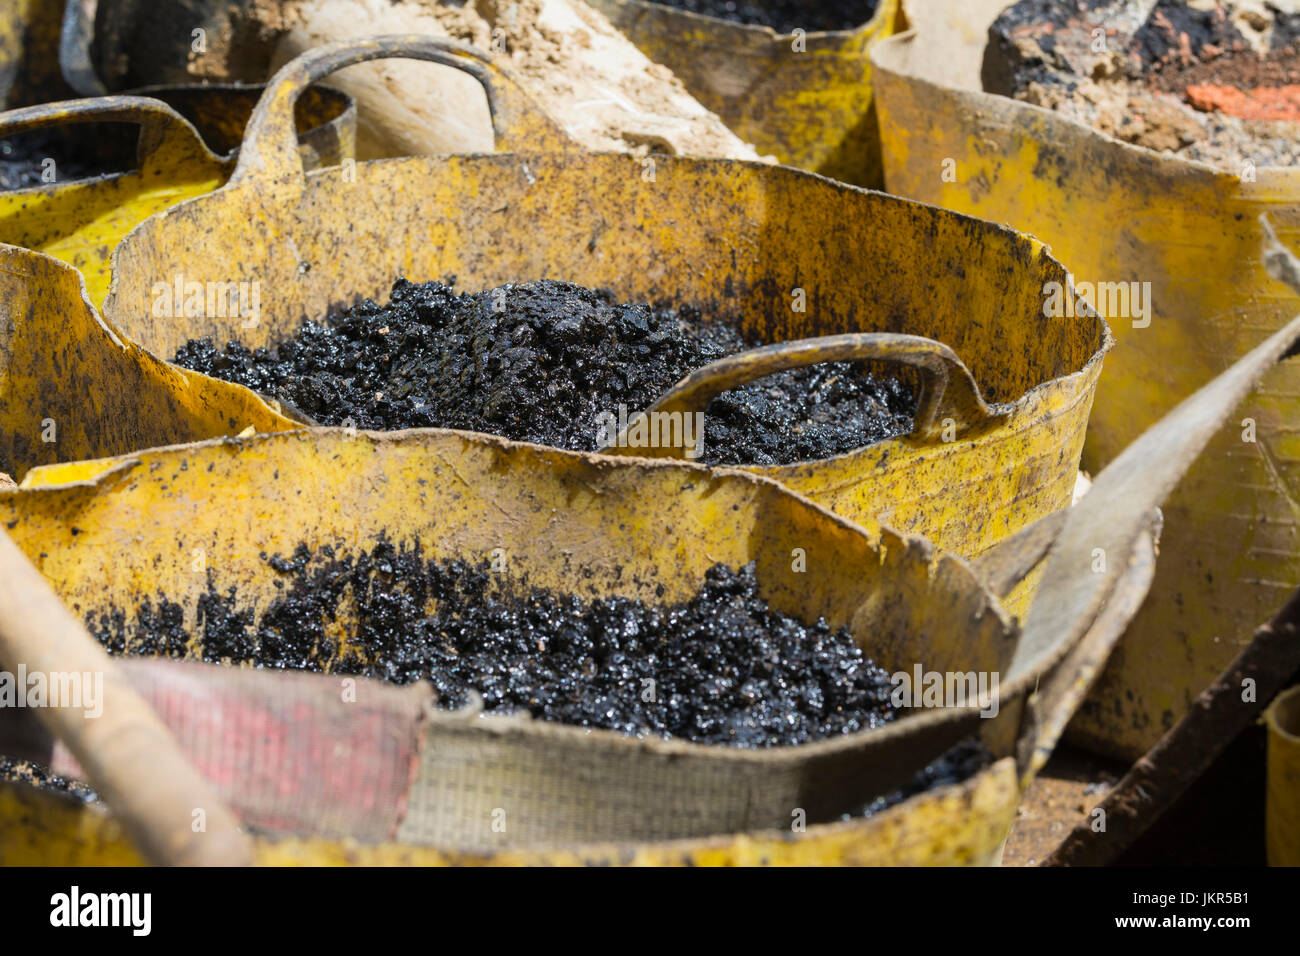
[230,35,572,191]
[0,95,221,180]
[604,332,1008,459]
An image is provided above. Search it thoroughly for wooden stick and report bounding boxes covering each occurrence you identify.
[0,528,252,866]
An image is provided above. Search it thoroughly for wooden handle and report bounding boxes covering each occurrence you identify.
[0,528,252,866]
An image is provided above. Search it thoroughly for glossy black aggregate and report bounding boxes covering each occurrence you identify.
[648,0,878,34]
[0,755,99,804]
[854,737,992,819]
[88,540,900,748]
[173,277,914,466]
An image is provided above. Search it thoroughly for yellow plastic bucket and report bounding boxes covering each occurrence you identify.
[874,9,1300,759]
[588,0,901,186]
[0,88,353,309]
[0,421,1161,865]
[10,249,1297,865]
[0,244,292,481]
[1265,684,1300,866]
[99,37,1110,617]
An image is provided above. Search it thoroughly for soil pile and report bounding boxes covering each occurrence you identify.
[984,0,1300,169]
[264,0,760,159]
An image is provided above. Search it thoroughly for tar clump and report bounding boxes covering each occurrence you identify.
[852,737,992,819]
[648,0,878,34]
[173,277,914,466]
[89,540,898,748]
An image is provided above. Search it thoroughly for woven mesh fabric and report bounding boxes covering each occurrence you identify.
[50,657,427,841]
[37,658,988,849]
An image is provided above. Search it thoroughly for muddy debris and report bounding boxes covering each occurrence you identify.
[984,0,1300,169]
[648,0,878,34]
[265,0,760,161]
[173,277,915,466]
[88,540,900,749]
